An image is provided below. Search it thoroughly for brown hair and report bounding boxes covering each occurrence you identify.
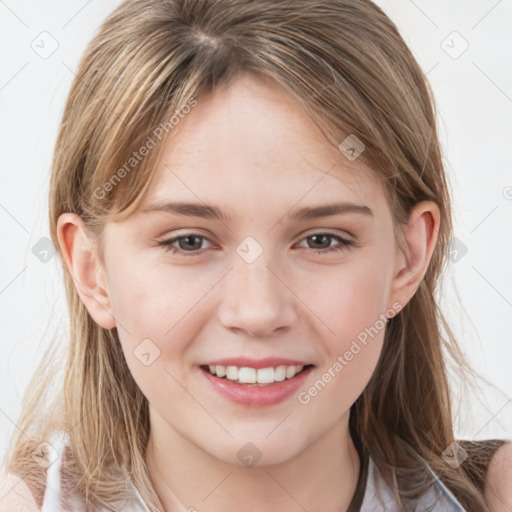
[2,0,507,510]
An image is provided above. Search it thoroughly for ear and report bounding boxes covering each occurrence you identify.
[56,213,116,329]
[387,200,440,311]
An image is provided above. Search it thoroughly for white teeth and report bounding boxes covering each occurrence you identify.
[226,366,239,380]
[272,366,287,382]
[286,366,297,379]
[258,367,280,383]
[206,364,306,384]
[238,367,256,383]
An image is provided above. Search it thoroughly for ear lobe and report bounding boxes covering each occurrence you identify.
[56,213,116,330]
[388,201,440,309]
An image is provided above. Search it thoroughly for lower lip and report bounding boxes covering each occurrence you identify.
[199,365,314,407]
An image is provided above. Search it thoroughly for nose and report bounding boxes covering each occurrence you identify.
[217,253,298,338]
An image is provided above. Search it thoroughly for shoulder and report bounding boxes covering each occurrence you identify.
[0,471,40,511]
[484,440,512,511]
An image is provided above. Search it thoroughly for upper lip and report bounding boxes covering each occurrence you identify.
[200,357,314,369]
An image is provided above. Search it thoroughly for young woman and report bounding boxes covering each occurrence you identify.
[1,0,511,511]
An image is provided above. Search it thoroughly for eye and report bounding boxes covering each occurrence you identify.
[157,231,354,256]
[295,232,354,254]
[158,234,212,254]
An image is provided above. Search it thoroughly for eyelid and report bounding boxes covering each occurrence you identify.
[296,227,354,242]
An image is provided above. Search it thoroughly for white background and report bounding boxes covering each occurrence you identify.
[1,0,511,463]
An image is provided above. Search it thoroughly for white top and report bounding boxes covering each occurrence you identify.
[40,431,149,512]
[39,431,466,511]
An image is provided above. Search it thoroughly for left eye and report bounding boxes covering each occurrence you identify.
[157,232,354,255]
[158,234,212,253]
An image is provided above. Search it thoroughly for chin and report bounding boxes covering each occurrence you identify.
[207,435,307,469]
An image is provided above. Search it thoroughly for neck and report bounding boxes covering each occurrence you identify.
[145,410,360,512]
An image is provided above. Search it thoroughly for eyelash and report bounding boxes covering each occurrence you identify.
[157,232,355,256]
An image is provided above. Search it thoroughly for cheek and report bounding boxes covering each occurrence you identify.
[110,273,192,405]
[299,264,388,412]
[329,255,392,395]
[301,254,392,343]
[305,334,383,417]
[107,260,216,381]
[295,253,391,403]
[108,254,211,336]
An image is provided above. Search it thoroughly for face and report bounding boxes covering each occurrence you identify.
[99,73,403,466]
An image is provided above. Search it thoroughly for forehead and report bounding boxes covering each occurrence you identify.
[140,73,389,220]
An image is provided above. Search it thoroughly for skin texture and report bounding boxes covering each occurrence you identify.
[56,73,441,512]
[484,442,512,512]
[0,472,40,511]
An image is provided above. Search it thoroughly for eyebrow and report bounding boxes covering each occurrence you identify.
[141,200,373,222]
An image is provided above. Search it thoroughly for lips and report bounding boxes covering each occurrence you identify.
[198,362,315,407]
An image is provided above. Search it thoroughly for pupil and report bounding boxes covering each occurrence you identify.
[311,234,329,249]
[180,235,201,250]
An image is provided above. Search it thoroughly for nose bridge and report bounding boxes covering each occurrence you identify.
[218,240,296,336]
[231,246,282,309]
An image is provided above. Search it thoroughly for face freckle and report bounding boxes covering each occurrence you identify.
[100,73,399,467]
